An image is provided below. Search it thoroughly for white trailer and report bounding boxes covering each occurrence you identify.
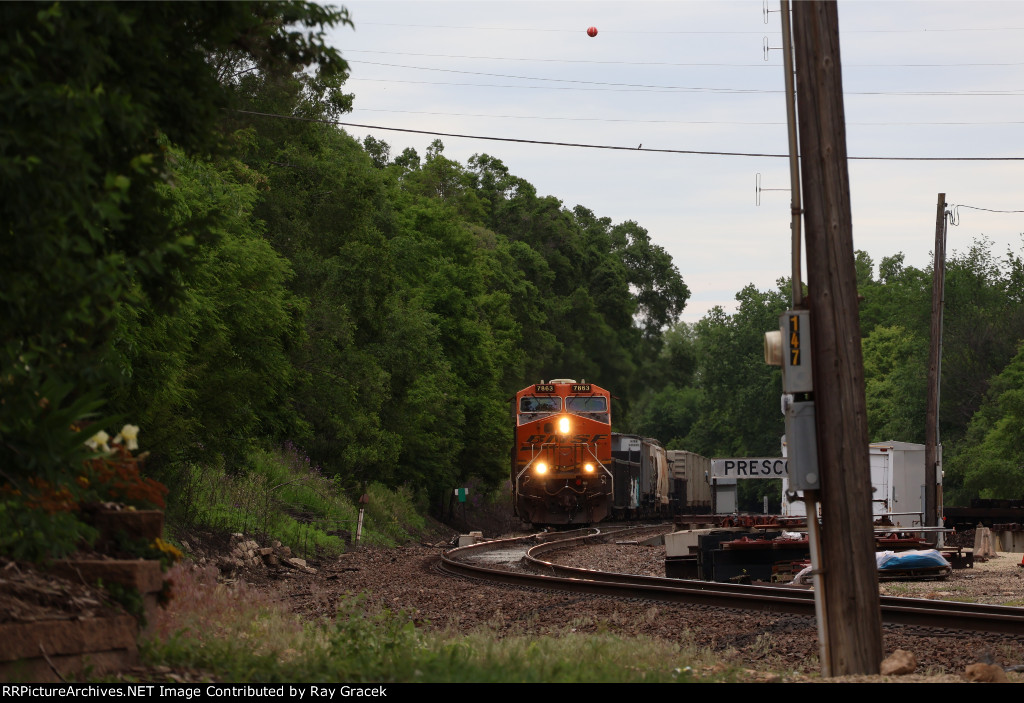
[781,440,940,528]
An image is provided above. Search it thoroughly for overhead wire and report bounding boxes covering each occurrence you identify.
[948,204,1024,226]
[355,107,1024,127]
[358,22,1024,34]
[232,110,1024,161]
[345,48,1024,69]
[954,204,1024,213]
[351,75,1024,97]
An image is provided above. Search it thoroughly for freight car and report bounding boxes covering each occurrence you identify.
[511,379,613,525]
[610,433,669,519]
[943,499,1024,531]
[666,449,713,514]
[609,438,714,519]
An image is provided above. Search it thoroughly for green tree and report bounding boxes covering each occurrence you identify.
[947,342,1024,501]
[113,150,306,475]
[684,283,789,456]
[940,240,1024,442]
[861,326,927,443]
[0,1,349,556]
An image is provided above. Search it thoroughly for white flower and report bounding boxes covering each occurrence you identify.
[85,430,111,453]
[115,424,140,451]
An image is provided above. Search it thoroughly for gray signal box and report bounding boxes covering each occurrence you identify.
[765,309,819,492]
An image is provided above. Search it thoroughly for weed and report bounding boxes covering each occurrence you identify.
[141,565,731,682]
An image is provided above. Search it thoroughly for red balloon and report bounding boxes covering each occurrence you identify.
[587,26,598,37]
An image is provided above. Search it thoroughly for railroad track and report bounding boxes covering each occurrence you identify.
[439,528,1024,637]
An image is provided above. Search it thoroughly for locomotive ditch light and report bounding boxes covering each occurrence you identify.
[535,462,548,475]
[558,416,570,434]
[584,463,595,473]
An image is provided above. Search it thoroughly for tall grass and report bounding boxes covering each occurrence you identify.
[143,563,739,683]
[166,446,425,557]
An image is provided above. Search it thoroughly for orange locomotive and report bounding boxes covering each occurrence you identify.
[511,379,613,525]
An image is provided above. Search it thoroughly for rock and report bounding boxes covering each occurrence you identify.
[964,663,1008,683]
[973,528,997,559]
[880,649,917,675]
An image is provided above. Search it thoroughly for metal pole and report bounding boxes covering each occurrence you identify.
[781,0,803,307]
[803,492,830,675]
[781,1,829,673]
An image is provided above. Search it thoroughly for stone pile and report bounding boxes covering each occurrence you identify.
[214,534,318,576]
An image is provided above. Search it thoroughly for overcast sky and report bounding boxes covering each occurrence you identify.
[324,1,1024,323]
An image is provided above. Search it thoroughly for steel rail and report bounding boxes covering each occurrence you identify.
[441,532,1024,637]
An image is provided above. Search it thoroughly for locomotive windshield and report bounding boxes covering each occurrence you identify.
[519,396,562,413]
[566,396,607,412]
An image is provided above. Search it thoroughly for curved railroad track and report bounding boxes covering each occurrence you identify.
[439,528,1024,637]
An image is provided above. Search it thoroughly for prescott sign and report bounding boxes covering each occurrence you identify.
[711,458,788,479]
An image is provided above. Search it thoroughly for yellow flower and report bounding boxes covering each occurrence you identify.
[115,424,140,451]
[152,538,184,563]
[85,430,110,453]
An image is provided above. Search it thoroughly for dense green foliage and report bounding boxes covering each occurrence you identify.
[0,1,349,556]
[856,242,1024,503]
[947,342,1024,501]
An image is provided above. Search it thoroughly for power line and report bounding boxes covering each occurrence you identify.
[357,22,779,34]
[952,204,1024,214]
[948,203,1024,227]
[353,77,776,94]
[358,107,779,125]
[347,49,776,68]
[358,21,1024,35]
[350,61,776,92]
[355,107,1024,127]
[351,76,1024,97]
[233,110,1024,161]
[346,48,1024,69]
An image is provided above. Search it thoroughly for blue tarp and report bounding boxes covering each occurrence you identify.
[876,549,950,570]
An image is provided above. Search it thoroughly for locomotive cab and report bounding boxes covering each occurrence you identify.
[512,379,613,525]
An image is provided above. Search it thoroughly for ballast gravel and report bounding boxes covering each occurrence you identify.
[269,540,1024,683]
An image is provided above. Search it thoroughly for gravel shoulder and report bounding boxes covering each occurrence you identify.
[260,538,1024,683]
[9,523,1018,683]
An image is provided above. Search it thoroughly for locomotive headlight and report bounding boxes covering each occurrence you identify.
[558,416,570,434]
[584,463,595,473]
[535,462,548,475]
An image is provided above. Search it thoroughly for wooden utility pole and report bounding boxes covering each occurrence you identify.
[791,2,883,675]
[925,194,947,535]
